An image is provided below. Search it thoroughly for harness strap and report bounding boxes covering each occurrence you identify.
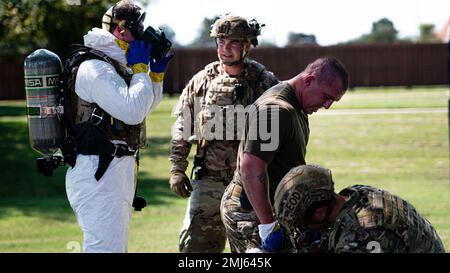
[93,143,139,181]
[73,107,136,181]
[95,155,114,181]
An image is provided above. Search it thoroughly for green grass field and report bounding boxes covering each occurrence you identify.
[0,86,448,252]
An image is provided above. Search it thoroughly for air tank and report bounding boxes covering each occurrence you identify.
[24,49,63,157]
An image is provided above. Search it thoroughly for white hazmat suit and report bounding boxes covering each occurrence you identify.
[65,28,162,252]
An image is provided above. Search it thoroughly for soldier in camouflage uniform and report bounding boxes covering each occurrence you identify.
[169,14,279,253]
[274,164,446,253]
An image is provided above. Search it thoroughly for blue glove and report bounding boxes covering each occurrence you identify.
[259,221,285,252]
[150,54,174,73]
[310,228,322,242]
[126,40,151,66]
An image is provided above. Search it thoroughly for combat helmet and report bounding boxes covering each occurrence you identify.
[274,165,335,230]
[210,14,264,46]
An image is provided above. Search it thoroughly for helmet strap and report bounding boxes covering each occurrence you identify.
[221,59,242,67]
[240,44,248,62]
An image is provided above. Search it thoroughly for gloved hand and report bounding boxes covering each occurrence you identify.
[259,220,285,252]
[150,53,174,73]
[169,171,193,198]
[149,54,174,82]
[126,40,151,73]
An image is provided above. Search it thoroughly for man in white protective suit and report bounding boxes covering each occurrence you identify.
[65,0,172,252]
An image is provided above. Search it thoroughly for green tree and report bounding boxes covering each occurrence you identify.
[258,40,278,48]
[286,32,317,46]
[189,16,219,47]
[0,0,149,58]
[370,18,398,43]
[418,23,438,43]
[347,17,400,44]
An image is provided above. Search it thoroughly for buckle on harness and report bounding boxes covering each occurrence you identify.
[111,144,136,158]
[90,107,104,126]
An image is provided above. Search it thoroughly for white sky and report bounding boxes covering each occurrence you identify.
[143,0,449,46]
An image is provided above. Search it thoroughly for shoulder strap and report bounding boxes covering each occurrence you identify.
[59,45,112,132]
[195,61,221,157]
[63,44,114,69]
[245,60,266,87]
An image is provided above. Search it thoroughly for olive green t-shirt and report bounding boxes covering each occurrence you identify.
[236,82,309,204]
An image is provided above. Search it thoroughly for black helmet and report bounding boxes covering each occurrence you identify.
[102,0,145,40]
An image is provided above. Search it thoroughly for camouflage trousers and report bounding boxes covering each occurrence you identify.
[220,182,261,253]
[179,175,231,253]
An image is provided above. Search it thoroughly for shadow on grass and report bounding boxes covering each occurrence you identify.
[0,120,180,220]
[134,177,178,206]
[140,136,171,158]
[0,196,74,221]
[0,176,175,221]
[0,105,26,117]
[0,120,68,198]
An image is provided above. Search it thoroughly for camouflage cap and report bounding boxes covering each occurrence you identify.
[274,165,335,230]
[210,14,264,46]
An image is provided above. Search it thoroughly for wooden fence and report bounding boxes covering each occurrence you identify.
[1,43,448,100]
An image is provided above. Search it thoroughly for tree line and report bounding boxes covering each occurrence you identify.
[0,0,444,58]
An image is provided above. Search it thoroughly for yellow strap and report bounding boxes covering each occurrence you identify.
[115,39,130,52]
[132,63,148,74]
[149,72,164,82]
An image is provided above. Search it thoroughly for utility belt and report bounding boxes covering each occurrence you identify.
[190,155,234,182]
[77,139,137,181]
[206,169,234,178]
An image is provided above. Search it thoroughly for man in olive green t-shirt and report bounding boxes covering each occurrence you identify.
[220,57,349,253]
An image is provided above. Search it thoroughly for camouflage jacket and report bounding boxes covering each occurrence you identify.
[170,59,279,173]
[328,185,445,253]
